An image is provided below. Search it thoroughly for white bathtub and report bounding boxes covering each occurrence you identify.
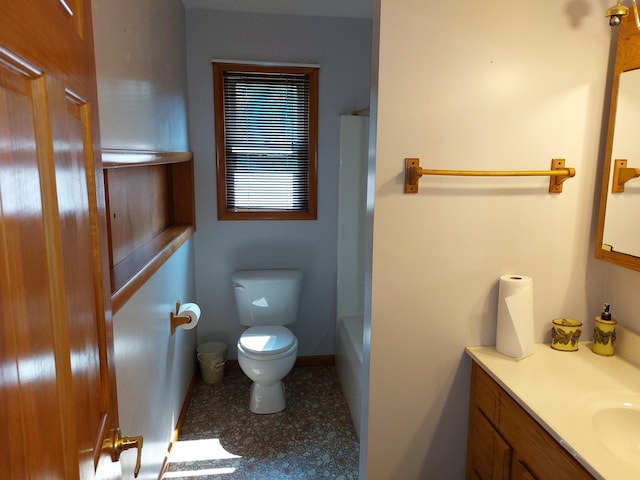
[335,314,363,439]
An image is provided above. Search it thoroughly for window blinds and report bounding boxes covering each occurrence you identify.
[222,70,310,211]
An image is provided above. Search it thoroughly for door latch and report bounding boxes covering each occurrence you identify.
[105,428,144,477]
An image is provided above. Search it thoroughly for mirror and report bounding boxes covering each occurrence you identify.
[595,13,640,271]
[602,69,640,255]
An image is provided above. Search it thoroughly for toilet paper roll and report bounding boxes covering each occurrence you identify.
[496,275,535,359]
[177,302,200,330]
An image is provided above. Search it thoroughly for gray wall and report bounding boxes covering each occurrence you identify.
[112,241,196,478]
[92,0,195,477]
[184,9,372,357]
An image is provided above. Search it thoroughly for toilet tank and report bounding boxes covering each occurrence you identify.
[232,269,303,326]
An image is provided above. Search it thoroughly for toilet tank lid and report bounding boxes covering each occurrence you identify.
[232,269,303,282]
[239,326,295,354]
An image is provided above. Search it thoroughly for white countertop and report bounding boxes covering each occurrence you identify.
[466,327,640,480]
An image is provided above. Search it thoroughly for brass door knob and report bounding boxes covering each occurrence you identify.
[105,428,144,477]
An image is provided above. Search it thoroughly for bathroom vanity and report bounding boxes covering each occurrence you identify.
[466,362,593,479]
[466,328,640,480]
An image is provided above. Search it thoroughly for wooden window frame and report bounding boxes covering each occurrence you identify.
[213,62,319,221]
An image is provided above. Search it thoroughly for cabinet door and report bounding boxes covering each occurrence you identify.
[512,459,537,480]
[466,405,512,480]
[498,385,594,480]
[469,362,594,480]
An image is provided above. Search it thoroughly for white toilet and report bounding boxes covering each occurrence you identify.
[232,269,302,414]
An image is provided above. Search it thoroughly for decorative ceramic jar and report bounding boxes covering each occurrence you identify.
[551,318,582,351]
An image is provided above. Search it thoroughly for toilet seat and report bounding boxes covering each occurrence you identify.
[238,326,296,356]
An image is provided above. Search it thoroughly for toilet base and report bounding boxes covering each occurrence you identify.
[249,381,286,414]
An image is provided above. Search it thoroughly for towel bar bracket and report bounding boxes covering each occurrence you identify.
[612,159,640,192]
[548,159,572,193]
[404,158,422,193]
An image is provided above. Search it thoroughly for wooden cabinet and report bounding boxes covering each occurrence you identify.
[466,362,594,480]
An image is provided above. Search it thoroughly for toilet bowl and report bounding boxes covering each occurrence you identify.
[237,325,298,413]
[232,269,303,414]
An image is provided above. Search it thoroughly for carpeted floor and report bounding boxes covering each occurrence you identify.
[163,365,360,479]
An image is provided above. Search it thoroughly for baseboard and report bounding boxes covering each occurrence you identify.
[157,370,197,480]
[225,354,334,370]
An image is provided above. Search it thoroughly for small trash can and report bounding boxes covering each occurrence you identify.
[197,341,228,384]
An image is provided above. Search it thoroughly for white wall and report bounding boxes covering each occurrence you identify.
[365,0,612,478]
[92,1,195,478]
[337,115,369,318]
[184,9,372,357]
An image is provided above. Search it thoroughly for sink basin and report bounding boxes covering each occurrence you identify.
[579,393,640,472]
[593,407,640,470]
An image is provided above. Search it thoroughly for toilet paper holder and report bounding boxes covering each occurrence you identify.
[170,302,192,335]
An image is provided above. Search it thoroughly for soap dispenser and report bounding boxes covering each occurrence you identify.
[592,303,617,356]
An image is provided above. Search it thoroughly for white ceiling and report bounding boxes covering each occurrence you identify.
[181,0,372,19]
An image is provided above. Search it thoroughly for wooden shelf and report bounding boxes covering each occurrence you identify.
[102,149,195,313]
[102,149,193,168]
[110,225,194,312]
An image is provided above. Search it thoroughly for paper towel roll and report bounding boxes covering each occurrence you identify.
[496,275,535,359]
[177,302,200,330]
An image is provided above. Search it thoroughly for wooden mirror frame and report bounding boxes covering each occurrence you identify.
[595,13,640,271]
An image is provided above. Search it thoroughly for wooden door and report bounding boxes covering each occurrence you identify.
[0,1,124,479]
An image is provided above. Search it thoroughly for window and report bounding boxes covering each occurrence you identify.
[213,62,319,220]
